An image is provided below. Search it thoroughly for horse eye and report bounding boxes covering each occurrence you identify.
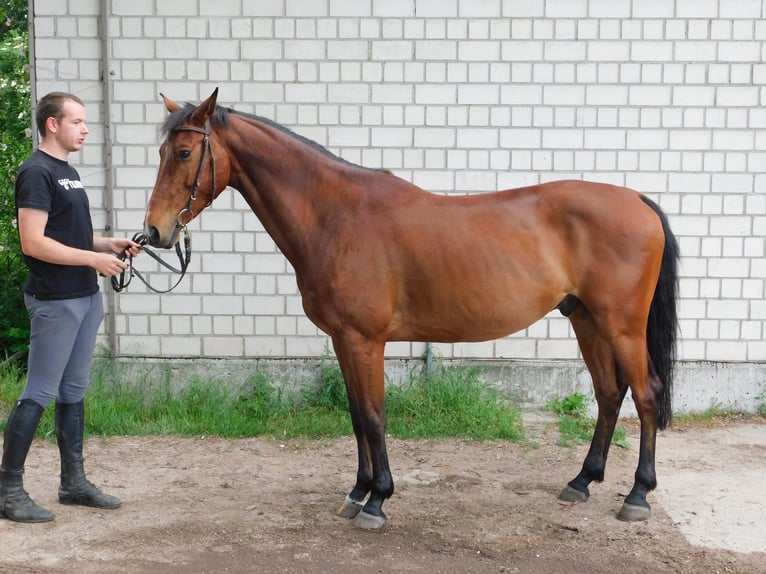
[177,149,192,160]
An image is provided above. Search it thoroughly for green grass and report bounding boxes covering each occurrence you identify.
[0,358,523,442]
[673,401,726,425]
[673,400,765,427]
[546,392,629,449]
[386,362,523,441]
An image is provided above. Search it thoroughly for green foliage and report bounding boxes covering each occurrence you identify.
[546,393,593,446]
[386,362,524,441]
[0,0,27,36]
[77,359,355,439]
[235,370,287,421]
[300,357,349,411]
[547,392,588,418]
[546,392,629,448]
[674,401,760,427]
[0,27,31,357]
[0,359,524,442]
[611,423,629,449]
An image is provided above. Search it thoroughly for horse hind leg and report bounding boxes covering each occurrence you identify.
[612,333,661,522]
[564,305,658,522]
[582,318,661,523]
[558,304,628,506]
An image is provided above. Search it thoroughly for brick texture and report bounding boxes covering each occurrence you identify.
[32,0,766,363]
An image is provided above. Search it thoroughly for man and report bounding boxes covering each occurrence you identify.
[0,92,142,523]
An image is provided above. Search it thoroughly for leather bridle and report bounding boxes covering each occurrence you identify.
[174,119,217,227]
[111,120,215,293]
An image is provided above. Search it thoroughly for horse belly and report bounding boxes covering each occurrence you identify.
[389,276,564,343]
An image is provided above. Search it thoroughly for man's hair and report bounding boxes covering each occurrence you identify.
[35,92,85,138]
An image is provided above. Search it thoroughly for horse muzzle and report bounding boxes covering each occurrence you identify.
[144,223,180,249]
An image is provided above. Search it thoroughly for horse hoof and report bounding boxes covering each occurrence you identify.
[557,485,588,504]
[617,502,651,522]
[337,495,364,519]
[353,510,387,529]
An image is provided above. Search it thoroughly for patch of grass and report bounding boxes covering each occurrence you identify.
[546,393,593,446]
[612,425,629,449]
[300,357,349,412]
[546,392,629,449]
[83,362,354,439]
[0,358,523,442]
[385,362,524,441]
[674,401,759,428]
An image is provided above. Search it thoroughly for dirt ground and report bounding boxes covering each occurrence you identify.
[1,415,764,574]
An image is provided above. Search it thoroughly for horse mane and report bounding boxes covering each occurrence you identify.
[163,103,384,173]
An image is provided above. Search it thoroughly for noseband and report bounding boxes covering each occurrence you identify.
[112,120,216,293]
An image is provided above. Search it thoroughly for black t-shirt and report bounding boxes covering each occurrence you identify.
[15,149,98,300]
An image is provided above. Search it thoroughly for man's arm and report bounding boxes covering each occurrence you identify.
[18,207,130,277]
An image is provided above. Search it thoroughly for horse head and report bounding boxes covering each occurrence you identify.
[144,88,229,248]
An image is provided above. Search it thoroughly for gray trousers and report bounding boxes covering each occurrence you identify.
[21,292,104,408]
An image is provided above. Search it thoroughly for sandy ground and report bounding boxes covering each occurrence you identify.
[0,416,764,574]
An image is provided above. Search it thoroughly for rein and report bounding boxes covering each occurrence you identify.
[110,228,191,293]
[112,120,214,293]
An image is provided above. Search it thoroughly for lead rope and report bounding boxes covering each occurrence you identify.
[111,228,191,293]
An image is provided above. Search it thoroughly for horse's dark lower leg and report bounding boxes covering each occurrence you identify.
[559,398,625,503]
[355,427,393,528]
[612,335,661,522]
[347,448,372,505]
[562,311,627,503]
[338,408,395,526]
[617,396,659,521]
[337,407,373,518]
[333,335,393,528]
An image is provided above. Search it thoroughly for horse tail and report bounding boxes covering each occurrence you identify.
[641,195,679,430]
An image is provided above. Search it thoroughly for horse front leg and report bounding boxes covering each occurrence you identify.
[337,402,373,518]
[332,334,393,529]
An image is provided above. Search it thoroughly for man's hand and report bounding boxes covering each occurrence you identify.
[91,252,129,277]
[95,236,143,259]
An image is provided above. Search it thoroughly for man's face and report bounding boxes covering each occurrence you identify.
[51,99,89,152]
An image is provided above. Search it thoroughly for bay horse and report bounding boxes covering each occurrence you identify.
[143,89,679,529]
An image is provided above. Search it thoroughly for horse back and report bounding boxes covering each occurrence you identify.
[302,177,665,343]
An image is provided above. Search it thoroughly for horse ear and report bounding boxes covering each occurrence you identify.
[161,93,181,113]
[191,88,219,124]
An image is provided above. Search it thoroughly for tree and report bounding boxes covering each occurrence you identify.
[0,0,27,36]
[0,26,31,358]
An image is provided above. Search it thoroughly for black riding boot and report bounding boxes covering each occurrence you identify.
[55,401,121,509]
[0,399,55,522]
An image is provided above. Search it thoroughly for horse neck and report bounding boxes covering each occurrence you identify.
[222,116,351,265]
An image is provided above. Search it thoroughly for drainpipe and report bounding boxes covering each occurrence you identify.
[425,341,433,380]
[27,0,38,138]
[100,0,118,357]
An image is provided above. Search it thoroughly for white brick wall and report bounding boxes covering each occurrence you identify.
[31,0,766,365]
